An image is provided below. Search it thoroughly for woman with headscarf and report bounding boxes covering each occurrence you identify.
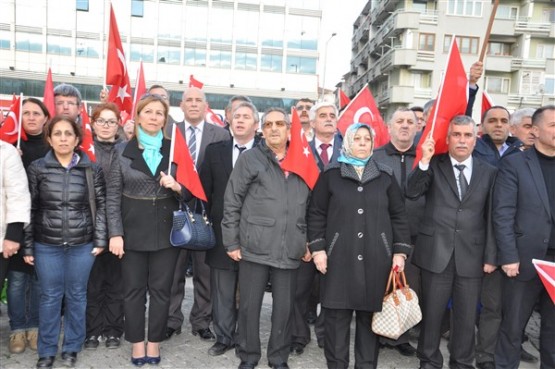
[307,123,412,369]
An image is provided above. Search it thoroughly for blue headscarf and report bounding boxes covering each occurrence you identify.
[337,123,375,167]
[137,125,163,176]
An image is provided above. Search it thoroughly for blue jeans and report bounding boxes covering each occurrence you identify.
[7,270,40,332]
[33,242,95,357]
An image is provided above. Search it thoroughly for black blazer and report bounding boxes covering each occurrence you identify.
[493,148,553,281]
[309,135,343,172]
[406,154,497,278]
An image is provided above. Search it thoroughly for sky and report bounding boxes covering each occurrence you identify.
[319,0,369,90]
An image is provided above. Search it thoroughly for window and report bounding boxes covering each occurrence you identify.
[496,5,518,20]
[520,71,543,95]
[235,10,259,46]
[235,52,257,70]
[418,33,435,51]
[209,50,232,69]
[184,5,208,42]
[131,0,144,17]
[542,9,555,23]
[261,12,284,48]
[0,31,10,50]
[412,0,428,13]
[184,48,207,66]
[261,54,283,72]
[47,35,72,56]
[286,15,319,50]
[286,56,317,74]
[210,7,233,44]
[413,72,432,89]
[536,44,554,59]
[486,76,510,93]
[544,76,555,95]
[76,39,99,58]
[447,0,482,17]
[487,42,512,56]
[76,0,89,11]
[130,44,153,62]
[157,46,181,64]
[444,35,479,54]
[158,2,182,40]
[15,33,43,53]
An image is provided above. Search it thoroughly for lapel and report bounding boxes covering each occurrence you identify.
[330,135,342,164]
[525,149,551,218]
[462,158,486,202]
[220,140,233,177]
[123,137,171,178]
[437,154,460,200]
[309,139,325,172]
[197,122,213,167]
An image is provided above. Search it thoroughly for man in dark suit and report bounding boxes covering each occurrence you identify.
[199,101,260,356]
[494,105,555,369]
[166,87,230,341]
[373,108,424,357]
[406,115,497,369]
[291,101,341,355]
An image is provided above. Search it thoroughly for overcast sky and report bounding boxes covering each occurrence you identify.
[319,0,368,90]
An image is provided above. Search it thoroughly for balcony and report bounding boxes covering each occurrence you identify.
[486,56,513,72]
[491,18,516,37]
[378,48,418,73]
[507,94,543,107]
[376,86,415,104]
[371,0,398,25]
[515,17,552,36]
[418,10,438,25]
[369,9,420,55]
[511,58,547,70]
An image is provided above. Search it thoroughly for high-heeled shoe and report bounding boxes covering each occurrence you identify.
[146,355,161,365]
[131,356,147,366]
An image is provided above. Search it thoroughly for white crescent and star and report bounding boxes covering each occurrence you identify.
[353,107,374,123]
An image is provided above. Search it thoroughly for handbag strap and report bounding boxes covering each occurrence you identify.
[85,167,96,228]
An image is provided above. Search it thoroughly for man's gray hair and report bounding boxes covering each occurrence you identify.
[423,99,435,117]
[53,83,82,105]
[261,107,290,126]
[308,101,338,121]
[448,115,477,135]
[387,107,417,125]
[510,108,535,126]
[226,95,252,111]
[232,101,260,124]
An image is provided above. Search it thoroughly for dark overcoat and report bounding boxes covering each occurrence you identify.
[307,159,412,312]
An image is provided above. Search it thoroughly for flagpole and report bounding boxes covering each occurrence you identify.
[103,2,109,91]
[168,123,176,175]
[429,37,457,136]
[479,0,500,62]
[132,60,142,119]
[16,93,23,149]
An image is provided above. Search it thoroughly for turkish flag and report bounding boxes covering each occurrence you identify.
[338,88,351,110]
[533,259,555,304]
[0,95,26,145]
[43,68,56,118]
[481,90,494,118]
[337,86,390,148]
[106,5,132,115]
[280,108,320,190]
[205,104,225,127]
[414,39,468,167]
[79,102,96,162]
[131,61,147,120]
[189,75,204,89]
[171,125,207,202]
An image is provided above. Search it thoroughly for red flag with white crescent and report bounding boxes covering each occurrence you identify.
[337,86,390,148]
[205,104,225,127]
[0,95,26,144]
[533,259,555,304]
[79,103,96,162]
[106,4,132,115]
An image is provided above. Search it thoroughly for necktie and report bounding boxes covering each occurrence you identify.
[235,144,246,155]
[320,143,331,166]
[188,126,197,164]
[454,164,468,200]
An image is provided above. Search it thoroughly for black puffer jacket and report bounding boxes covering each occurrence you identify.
[23,150,107,254]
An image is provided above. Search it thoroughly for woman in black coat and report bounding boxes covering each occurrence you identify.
[308,123,412,369]
[23,116,107,369]
[106,94,190,366]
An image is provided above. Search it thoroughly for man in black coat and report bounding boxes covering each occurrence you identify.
[493,105,555,369]
[406,115,497,369]
[199,101,260,356]
[291,101,342,355]
[166,87,230,341]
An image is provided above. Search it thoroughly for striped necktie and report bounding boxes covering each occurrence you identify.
[188,126,197,164]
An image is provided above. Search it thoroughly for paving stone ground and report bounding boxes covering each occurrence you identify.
[0,280,541,369]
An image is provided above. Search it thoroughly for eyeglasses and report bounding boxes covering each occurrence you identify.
[295,104,312,111]
[55,101,78,107]
[94,118,119,127]
[262,120,287,129]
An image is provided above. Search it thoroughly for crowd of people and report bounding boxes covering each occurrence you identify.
[0,76,553,369]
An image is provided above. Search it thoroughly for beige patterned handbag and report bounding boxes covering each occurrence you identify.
[371,270,422,339]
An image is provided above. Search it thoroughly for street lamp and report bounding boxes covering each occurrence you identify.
[321,32,337,99]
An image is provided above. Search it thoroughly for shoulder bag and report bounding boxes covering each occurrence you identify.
[170,200,216,251]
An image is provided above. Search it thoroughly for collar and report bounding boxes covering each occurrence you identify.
[449,155,473,171]
[185,120,205,134]
[233,138,255,150]
[383,141,416,156]
[314,136,334,150]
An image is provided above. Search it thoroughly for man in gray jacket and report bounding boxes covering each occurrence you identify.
[222,108,311,369]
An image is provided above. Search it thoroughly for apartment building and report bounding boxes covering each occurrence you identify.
[345,0,555,121]
[0,0,322,112]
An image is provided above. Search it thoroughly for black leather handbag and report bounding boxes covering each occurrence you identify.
[170,200,216,250]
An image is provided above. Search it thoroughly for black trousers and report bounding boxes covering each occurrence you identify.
[210,267,238,346]
[323,307,380,369]
[86,252,124,338]
[291,260,324,347]
[236,260,297,366]
[475,269,503,364]
[121,247,179,343]
[167,249,212,331]
[417,258,482,369]
[495,254,555,369]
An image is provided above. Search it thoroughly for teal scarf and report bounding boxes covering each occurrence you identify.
[137,126,163,176]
